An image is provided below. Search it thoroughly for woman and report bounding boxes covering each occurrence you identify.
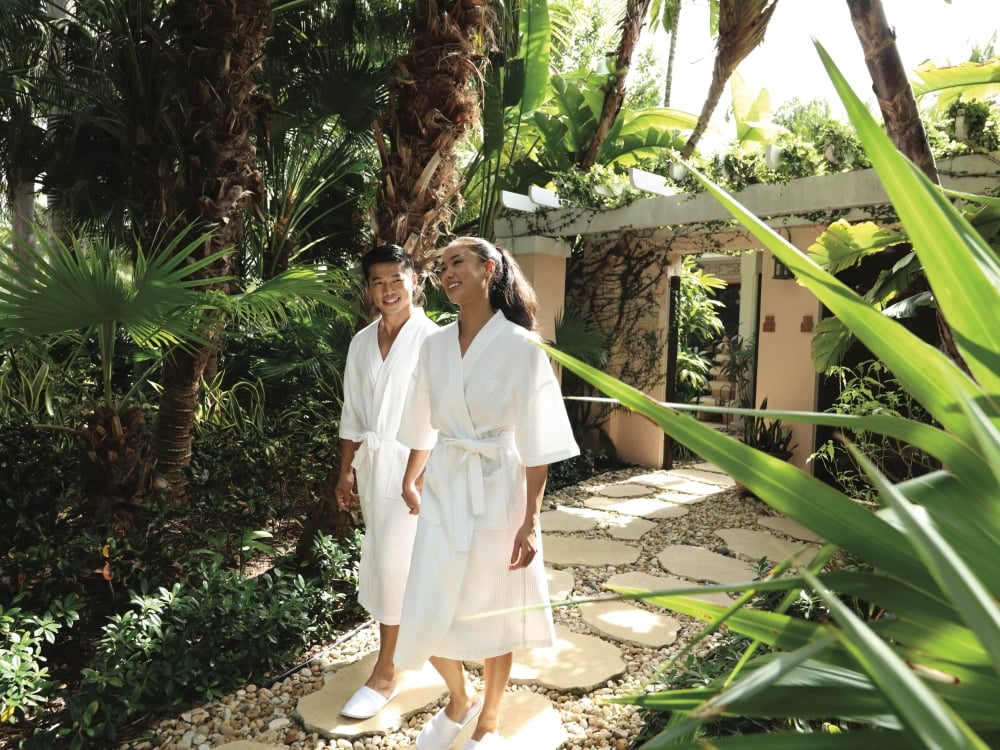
[395,237,579,749]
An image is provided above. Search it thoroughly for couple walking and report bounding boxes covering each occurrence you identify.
[335,238,579,749]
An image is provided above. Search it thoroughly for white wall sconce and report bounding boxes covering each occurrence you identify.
[630,167,680,197]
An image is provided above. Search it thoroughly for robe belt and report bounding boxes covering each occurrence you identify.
[439,432,516,551]
[352,430,392,503]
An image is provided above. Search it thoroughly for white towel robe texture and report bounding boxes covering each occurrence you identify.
[395,311,579,668]
[339,308,438,625]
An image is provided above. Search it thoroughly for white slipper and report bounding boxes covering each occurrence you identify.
[459,732,506,750]
[416,695,484,750]
[340,685,399,719]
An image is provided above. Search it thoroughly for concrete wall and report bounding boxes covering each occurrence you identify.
[495,153,1000,471]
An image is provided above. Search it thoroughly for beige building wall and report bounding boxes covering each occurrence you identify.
[504,235,572,345]
[755,227,824,470]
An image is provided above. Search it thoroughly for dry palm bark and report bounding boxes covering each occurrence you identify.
[680,0,779,159]
[151,0,271,492]
[579,0,654,172]
[373,0,493,272]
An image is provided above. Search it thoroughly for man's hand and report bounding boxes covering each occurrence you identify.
[335,473,358,511]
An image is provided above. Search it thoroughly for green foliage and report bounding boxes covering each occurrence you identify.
[740,398,796,458]
[676,255,726,403]
[810,360,936,504]
[544,42,1000,749]
[52,532,357,748]
[0,593,83,724]
[547,446,619,490]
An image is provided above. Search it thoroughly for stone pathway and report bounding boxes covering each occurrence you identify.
[119,464,823,750]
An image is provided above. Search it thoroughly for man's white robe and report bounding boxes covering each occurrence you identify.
[395,311,579,668]
[340,308,437,625]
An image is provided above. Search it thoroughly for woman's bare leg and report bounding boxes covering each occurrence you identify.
[365,623,399,696]
[429,655,479,721]
[470,652,512,740]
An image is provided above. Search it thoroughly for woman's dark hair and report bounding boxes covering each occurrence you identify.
[361,243,415,281]
[449,236,538,331]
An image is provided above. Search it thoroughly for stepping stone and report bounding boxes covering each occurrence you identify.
[401,691,567,750]
[757,515,824,543]
[579,600,681,647]
[545,536,639,566]
[689,461,730,476]
[216,744,284,750]
[583,495,690,519]
[294,652,445,739]
[666,468,737,487]
[605,515,656,540]
[470,625,626,691]
[658,478,723,496]
[596,482,654,498]
[657,545,759,584]
[656,490,712,506]
[629,472,688,489]
[540,507,599,532]
[605,571,734,607]
[715,528,818,566]
[546,567,574,601]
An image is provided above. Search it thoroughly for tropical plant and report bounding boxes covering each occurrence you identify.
[811,359,936,505]
[544,42,1000,748]
[740,397,796,459]
[675,254,726,403]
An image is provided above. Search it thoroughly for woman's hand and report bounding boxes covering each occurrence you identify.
[402,480,421,515]
[509,521,539,570]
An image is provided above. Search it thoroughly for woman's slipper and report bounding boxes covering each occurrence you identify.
[416,695,484,750]
[459,732,506,750]
[340,685,399,719]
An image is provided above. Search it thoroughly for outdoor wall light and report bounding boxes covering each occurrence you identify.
[773,258,794,279]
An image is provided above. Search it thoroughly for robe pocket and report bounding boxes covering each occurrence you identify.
[480,463,522,529]
[417,473,444,527]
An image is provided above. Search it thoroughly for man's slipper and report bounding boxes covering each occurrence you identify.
[459,732,507,750]
[340,685,399,719]
[416,695,484,750]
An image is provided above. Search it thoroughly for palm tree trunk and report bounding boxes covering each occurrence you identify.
[151,0,271,493]
[845,0,965,371]
[663,3,681,107]
[373,0,493,272]
[580,0,653,172]
[846,0,937,181]
[680,0,779,159]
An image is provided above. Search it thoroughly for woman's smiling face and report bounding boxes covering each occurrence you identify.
[438,242,495,306]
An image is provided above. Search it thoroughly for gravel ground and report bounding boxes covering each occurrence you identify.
[118,466,779,750]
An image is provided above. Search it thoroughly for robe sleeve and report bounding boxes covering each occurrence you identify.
[397,340,438,450]
[338,334,365,441]
[512,337,580,467]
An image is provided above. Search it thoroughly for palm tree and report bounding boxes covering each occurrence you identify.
[680,0,780,158]
[0,0,50,256]
[844,0,964,370]
[373,0,495,272]
[579,0,655,171]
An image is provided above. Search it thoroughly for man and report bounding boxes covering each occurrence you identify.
[336,244,437,719]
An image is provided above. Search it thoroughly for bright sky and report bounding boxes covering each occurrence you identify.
[656,0,998,136]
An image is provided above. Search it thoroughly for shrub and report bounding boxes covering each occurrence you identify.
[0,593,83,724]
[53,532,358,748]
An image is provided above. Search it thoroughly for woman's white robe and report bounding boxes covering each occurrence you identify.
[395,311,579,668]
[339,308,438,625]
